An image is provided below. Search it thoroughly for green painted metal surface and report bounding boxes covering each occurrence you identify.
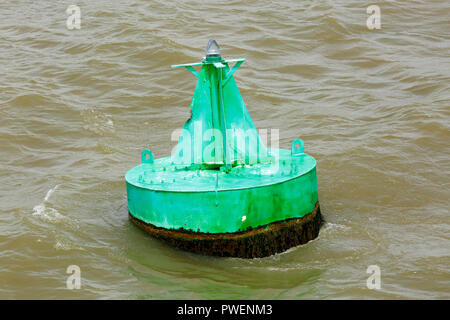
[125,40,319,234]
[171,40,268,168]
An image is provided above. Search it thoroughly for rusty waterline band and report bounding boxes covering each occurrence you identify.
[129,202,323,259]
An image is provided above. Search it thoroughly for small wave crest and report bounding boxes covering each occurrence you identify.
[32,185,64,222]
[320,222,351,234]
[81,109,115,136]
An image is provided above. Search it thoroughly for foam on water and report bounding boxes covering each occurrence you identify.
[32,185,63,222]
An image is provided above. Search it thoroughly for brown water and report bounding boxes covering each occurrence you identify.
[0,0,449,299]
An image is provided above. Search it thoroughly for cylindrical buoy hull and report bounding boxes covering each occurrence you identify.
[126,150,321,258]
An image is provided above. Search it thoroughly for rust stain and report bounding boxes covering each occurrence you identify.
[129,201,323,258]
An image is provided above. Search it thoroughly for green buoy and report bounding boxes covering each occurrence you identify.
[125,40,322,258]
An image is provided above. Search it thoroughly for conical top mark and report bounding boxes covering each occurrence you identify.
[206,39,220,57]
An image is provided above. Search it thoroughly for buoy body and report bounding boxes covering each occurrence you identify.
[125,40,322,258]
